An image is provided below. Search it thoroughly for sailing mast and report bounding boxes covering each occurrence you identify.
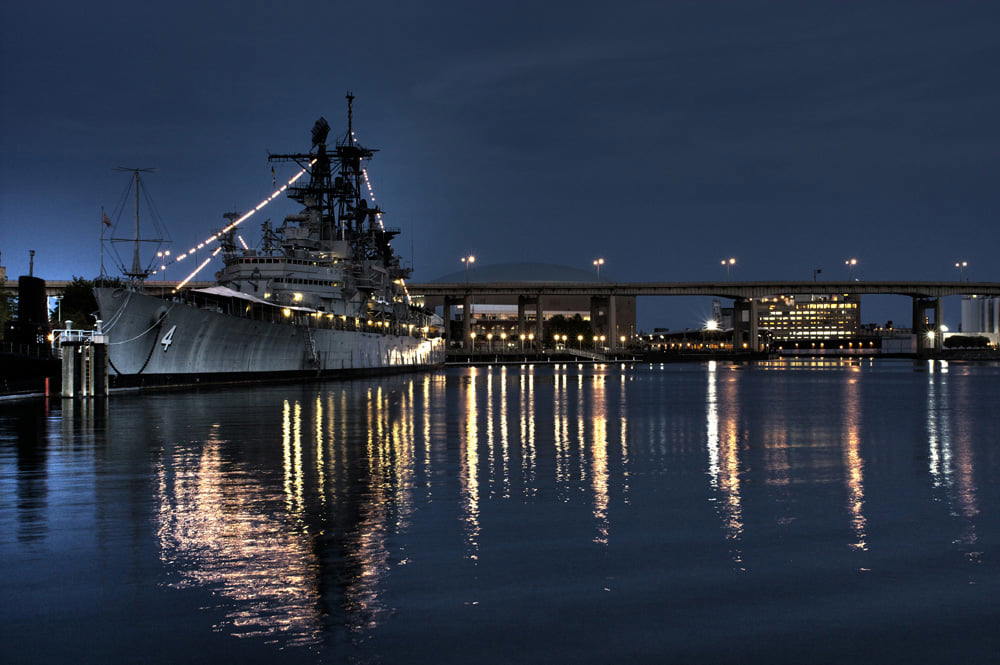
[111,167,159,282]
[132,169,142,276]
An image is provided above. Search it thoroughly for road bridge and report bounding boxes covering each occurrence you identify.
[408,281,1000,299]
[408,280,1000,353]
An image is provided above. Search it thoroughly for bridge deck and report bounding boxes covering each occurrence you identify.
[4,279,999,300]
[408,281,1000,299]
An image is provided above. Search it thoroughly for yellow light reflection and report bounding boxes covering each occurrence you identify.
[423,374,432,493]
[591,372,610,545]
[554,364,569,485]
[315,395,325,508]
[158,427,322,645]
[843,376,868,551]
[619,367,630,503]
[500,366,511,498]
[461,368,481,558]
[706,362,745,568]
[486,369,496,495]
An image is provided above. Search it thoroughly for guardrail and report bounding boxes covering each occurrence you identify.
[546,348,608,361]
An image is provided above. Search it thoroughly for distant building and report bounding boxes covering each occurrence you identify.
[710,298,734,331]
[425,262,637,343]
[960,295,1000,344]
[757,294,861,342]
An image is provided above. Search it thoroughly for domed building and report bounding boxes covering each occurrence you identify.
[419,262,636,349]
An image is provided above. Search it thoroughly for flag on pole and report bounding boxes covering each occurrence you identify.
[102,212,112,227]
[271,166,276,187]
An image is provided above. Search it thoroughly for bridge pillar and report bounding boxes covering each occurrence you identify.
[535,297,544,346]
[608,295,618,351]
[749,299,760,352]
[517,296,527,337]
[442,299,452,345]
[463,295,472,351]
[934,298,944,352]
[732,298,748,351]
[913,297,943,353]
[589,296,601,337]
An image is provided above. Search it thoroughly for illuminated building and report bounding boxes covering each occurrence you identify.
[959,295,1000,345]
[757,294,860,342]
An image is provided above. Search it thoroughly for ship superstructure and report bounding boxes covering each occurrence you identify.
[218,94,411,320]
[95,95,443,384]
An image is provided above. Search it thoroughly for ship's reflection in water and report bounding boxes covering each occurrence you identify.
[3,360,1000,664]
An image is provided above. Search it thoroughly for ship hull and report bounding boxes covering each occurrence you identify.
[95,288,445,386]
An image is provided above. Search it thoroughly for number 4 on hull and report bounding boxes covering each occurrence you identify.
[161,325,177,351]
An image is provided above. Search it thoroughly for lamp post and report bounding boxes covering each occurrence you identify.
[486,332,493,352]
[844,257,858,280]
[499,331,507,352]
[593,257,605,280]
[954,260,969,281]
[577,334,584,350]
[460,254,476,282]
[519,333,526,351]
[529,332,536,351]
[470,331,476,352]
[720,257,736,278]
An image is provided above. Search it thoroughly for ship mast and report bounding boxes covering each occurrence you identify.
[108,166,165,283]
[132,169,142,277]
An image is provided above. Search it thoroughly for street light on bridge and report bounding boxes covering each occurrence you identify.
[721,257,736,279]
[461,254,476,282]
[844,258,859,281]
[593,257,605,280]
[954,260,969,281]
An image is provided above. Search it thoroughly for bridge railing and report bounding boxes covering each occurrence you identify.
[544,348,607,361]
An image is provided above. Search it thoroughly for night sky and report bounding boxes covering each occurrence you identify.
[2,1,998,328]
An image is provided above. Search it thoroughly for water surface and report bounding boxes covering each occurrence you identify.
[2,360,999,664]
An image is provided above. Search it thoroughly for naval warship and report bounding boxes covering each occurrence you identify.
[95,95,444,386]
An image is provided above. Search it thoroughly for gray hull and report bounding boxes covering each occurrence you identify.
[95,288,445,378]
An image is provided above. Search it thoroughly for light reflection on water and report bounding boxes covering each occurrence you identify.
[3,360,1000,664]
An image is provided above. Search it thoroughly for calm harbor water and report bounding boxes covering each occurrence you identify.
[2,360,999,664]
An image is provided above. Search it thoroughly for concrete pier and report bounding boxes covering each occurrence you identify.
[535,297,544,343]
[58,323,109,398]
[463,295,472,351]
[60,341,108,398]
[608,294,618,350]
[912,297,943,353]
[517,296,528,337]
